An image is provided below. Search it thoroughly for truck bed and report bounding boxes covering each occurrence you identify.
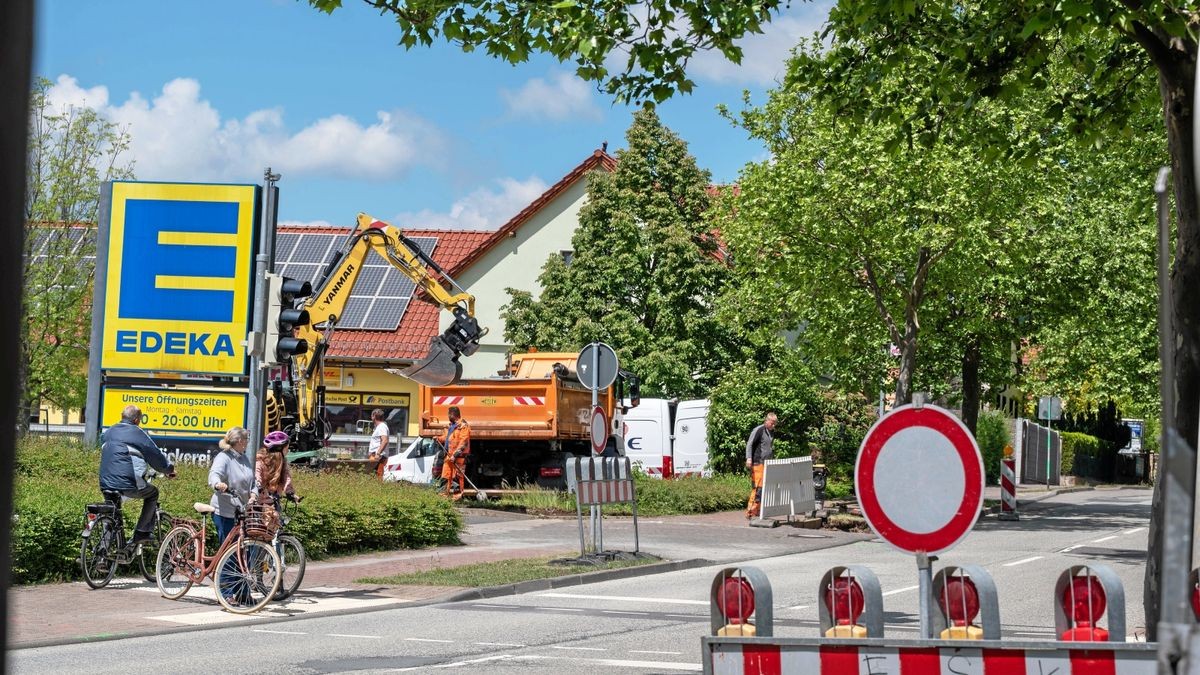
[419,376,615,441]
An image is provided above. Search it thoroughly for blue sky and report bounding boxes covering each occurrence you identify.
[35,0,829,230]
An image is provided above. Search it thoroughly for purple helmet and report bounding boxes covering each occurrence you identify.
[263,431,290,449]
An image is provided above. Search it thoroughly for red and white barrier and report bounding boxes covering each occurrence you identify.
[1000,457,1019,520]
[576,478,634,505]
[513,396,545,405]
[432,395,464,405]
[708,642,1155,675]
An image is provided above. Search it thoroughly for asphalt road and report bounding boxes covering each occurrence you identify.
[10,487,1151,674]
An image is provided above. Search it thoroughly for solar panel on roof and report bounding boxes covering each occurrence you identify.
[272,230,440,332]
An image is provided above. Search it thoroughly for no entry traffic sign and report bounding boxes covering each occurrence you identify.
[590,405,609,455]
[855,404,984,555]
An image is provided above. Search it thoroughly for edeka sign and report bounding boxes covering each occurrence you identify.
[101,386,247,438]
[100,182,259,375]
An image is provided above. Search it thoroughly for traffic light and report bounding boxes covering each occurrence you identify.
[264,272,312,365]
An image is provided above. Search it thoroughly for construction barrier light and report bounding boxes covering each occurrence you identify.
[709,566,773,638]
[1190,568,1200,622]
[1054,564,1126,643]
[818,566,883,638]
[932,565,1000,640]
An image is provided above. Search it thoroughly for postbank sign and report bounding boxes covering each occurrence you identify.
[100,182,259,375]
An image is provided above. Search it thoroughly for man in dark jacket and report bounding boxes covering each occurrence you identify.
[99,404,175,546]
[745,412,777,520]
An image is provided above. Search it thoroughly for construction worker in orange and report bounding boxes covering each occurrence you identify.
[745,412,777,520]
[437,406,471,500]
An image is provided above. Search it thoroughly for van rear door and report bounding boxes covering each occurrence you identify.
[673,400,711,477]
[621,398,668,476]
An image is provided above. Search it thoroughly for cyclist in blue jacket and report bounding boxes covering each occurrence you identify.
[99,405,175,547]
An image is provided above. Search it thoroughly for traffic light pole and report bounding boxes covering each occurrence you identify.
[246,169,280,465]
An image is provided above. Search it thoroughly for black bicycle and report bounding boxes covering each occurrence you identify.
[270,494,306,601]
[80,477,174,588]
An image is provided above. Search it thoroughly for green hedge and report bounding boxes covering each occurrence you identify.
[14,436,461,584]
[975,410,1010,485]
[1060,431,1101,476]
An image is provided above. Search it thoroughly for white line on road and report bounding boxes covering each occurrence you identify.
[666,614,700,619]
[475,642,526,648]
[1060,545,1083,553]
[882,585,920,597]
[252,629,307,635]
[537,592,708,605]
[1125,527,1147,535]
[537,607,584,612]
[581,658,701,671]
[551,646,607,652]
[1003,556,1044,567]
[787,605,811,610]
[405,637,453,643]
[329,633,380,639]
[601,610,648,616]
[390,654,521,671]
[631,650,684,655]
[1092,535,1119,543]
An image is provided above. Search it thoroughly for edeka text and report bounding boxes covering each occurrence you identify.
[113,330,235,356]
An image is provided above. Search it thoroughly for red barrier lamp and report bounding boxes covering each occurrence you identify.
[824,576,867,638]
[1060,576,1109,642]
[716,576,756,637]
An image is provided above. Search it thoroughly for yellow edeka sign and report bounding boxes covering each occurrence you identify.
[102,387,247,437]
[100,182,259,375]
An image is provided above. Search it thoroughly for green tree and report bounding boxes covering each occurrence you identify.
[502,108,733,397]
[24,78,132,420]
[306,0,788,103]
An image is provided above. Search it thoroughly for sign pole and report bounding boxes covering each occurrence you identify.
[916,552,934,639]
[592,343,603,553]
[83,184,113,446]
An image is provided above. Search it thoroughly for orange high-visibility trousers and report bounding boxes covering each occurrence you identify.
[746,464,765,518]
[441,456,467,500]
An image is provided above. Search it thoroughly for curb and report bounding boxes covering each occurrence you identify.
[441,558,714,602]
[981,485,1095,516]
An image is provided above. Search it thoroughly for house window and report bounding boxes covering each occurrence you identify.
[560,250,574,266]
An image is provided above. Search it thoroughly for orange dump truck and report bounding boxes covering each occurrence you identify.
[418,351,640,489]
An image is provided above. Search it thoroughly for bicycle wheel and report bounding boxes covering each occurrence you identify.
[81,515,118,589]
[214,538,280,614]
[155,526,198,600]
[139,513,175,582]
[273,534,306,601]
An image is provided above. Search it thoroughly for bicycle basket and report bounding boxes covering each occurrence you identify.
[243,503,280,541]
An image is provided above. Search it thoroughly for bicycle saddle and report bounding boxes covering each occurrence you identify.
[193,502,216,514]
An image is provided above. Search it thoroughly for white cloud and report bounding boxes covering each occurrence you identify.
[43,74,445,183]
[500,71,603,122]
[394,176,550,230]
[689,4,832,86]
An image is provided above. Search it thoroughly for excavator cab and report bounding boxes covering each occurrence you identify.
[397,306,483,387]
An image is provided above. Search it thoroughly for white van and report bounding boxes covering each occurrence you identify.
[621,398,711,477]
[382,437,439,484]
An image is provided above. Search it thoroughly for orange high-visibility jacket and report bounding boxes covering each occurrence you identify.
[437,419,471,456]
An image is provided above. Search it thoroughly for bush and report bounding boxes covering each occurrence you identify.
[810,390,875,485]
[1061,431,1102,478]
[975,410,1011,485]
[707,350,824,474]
[13,437,461,584]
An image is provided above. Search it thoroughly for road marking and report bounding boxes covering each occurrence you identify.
[882,585,920,597]
[537,607,583,612]
[252,629,306,635]
[1003,556,1044,567]
[149,594,402,625]
[329,633,380,639]
[1060,545,1083,553]
[537,592,707,605]
[1092,535,1119,543]
[551,645,607,652]
[631,650,683,655]
[405,637,453,643]
[579,657,700,671]
[391,654,522,671]
[787,604,810,610]
[475,642,526,648]
[1125,527,1147,535]
[665,614,699,619]
[601,610,648,616]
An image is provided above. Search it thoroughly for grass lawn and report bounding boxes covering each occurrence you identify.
[357,554,659,587]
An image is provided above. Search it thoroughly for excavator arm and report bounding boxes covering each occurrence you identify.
[267,213,485,445]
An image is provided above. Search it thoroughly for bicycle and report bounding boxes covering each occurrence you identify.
[269,494,306,601]
[79,475,175,589]
[154,500,282,614]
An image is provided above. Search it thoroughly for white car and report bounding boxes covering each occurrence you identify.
[382,437,440,484]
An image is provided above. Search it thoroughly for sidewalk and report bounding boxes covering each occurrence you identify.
[10,507,869,649]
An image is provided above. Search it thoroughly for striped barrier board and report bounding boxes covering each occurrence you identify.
[513,396,545,405]
[577,478,634,505]
[704,638,1157,675]
[432,395,464,405]
[1000,457,1018,519]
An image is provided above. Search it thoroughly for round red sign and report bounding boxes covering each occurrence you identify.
[854,404,984,555]
[590,406,608,456]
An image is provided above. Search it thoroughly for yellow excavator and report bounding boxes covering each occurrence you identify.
[265,213,485,454]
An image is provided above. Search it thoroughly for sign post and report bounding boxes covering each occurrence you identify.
[576,342,619,553]
[855,399,984,639]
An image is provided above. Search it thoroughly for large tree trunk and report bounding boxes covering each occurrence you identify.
[961,336,981,435]
[1145,44,1199,642]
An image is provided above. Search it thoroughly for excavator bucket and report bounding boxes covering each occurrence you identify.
[399,336,464,387]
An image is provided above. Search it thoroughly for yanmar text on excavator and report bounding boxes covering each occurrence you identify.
[264,213,486,454]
